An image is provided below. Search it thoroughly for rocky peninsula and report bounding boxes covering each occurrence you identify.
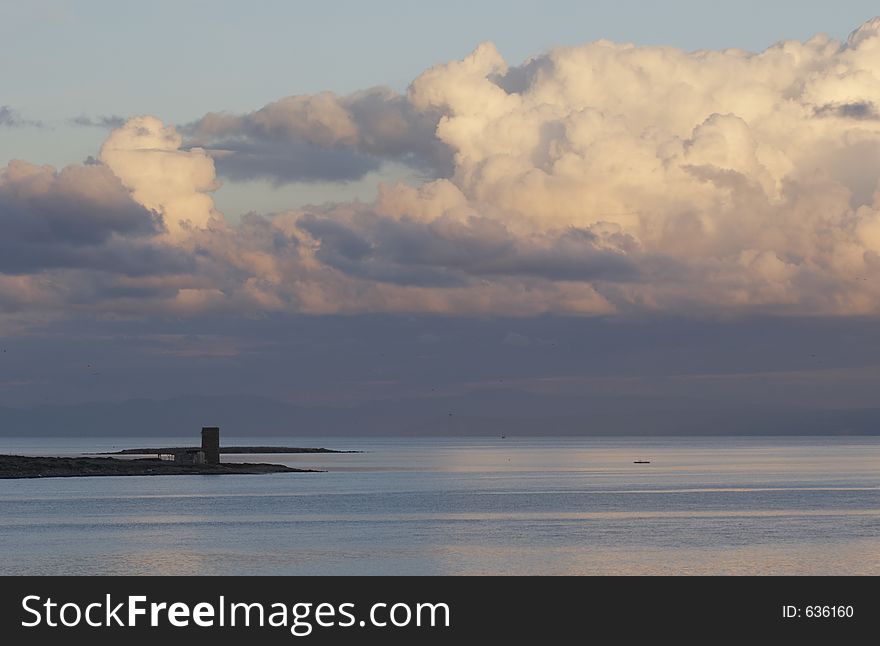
[0,454,318,479]
[0,428,356,478]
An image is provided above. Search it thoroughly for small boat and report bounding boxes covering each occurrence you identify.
[501,435,506,439]
[633,460,651,464]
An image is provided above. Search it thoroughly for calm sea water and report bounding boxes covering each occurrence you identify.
[1,436,878,575]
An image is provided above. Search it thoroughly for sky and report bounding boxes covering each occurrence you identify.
[2,2,880,435]
[3,0,879,213]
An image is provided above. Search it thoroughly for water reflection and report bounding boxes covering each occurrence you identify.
[1,436,879,575]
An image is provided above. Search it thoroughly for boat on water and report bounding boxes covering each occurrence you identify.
[633,460,651,464]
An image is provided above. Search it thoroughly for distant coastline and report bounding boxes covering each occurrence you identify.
[99,446,359,455]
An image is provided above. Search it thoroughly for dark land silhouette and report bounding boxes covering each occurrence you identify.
[102,445,357,455]
[0,454,317,479]
[0,427,345,479]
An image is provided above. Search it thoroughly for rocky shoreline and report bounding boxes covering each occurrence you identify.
[0,454,320,479]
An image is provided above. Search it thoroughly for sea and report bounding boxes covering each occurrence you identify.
[0,436,878,575]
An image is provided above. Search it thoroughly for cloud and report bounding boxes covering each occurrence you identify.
[296,208,641,287]
[186,87,453,184]
[207,138,381,184]
[0,106,42,128]
[5,18,880,320]
[0,160,170,268]
[99,116,222,238]
[69,114,127,129]
[0,158,198,323]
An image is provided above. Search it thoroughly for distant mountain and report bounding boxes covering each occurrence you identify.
[1,391,879,436]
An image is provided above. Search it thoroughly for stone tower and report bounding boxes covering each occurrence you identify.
[201,427,220,465]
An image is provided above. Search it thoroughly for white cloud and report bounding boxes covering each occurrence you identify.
[99,116,221,238]
[6,18,880,319]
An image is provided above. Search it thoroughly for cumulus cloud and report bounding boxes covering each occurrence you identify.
[99,116,222,238]
[5,18,880,319]
[0,160,180,272]
[358,17,880,314]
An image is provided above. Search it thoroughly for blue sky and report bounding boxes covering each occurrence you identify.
[4,2,879,115]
